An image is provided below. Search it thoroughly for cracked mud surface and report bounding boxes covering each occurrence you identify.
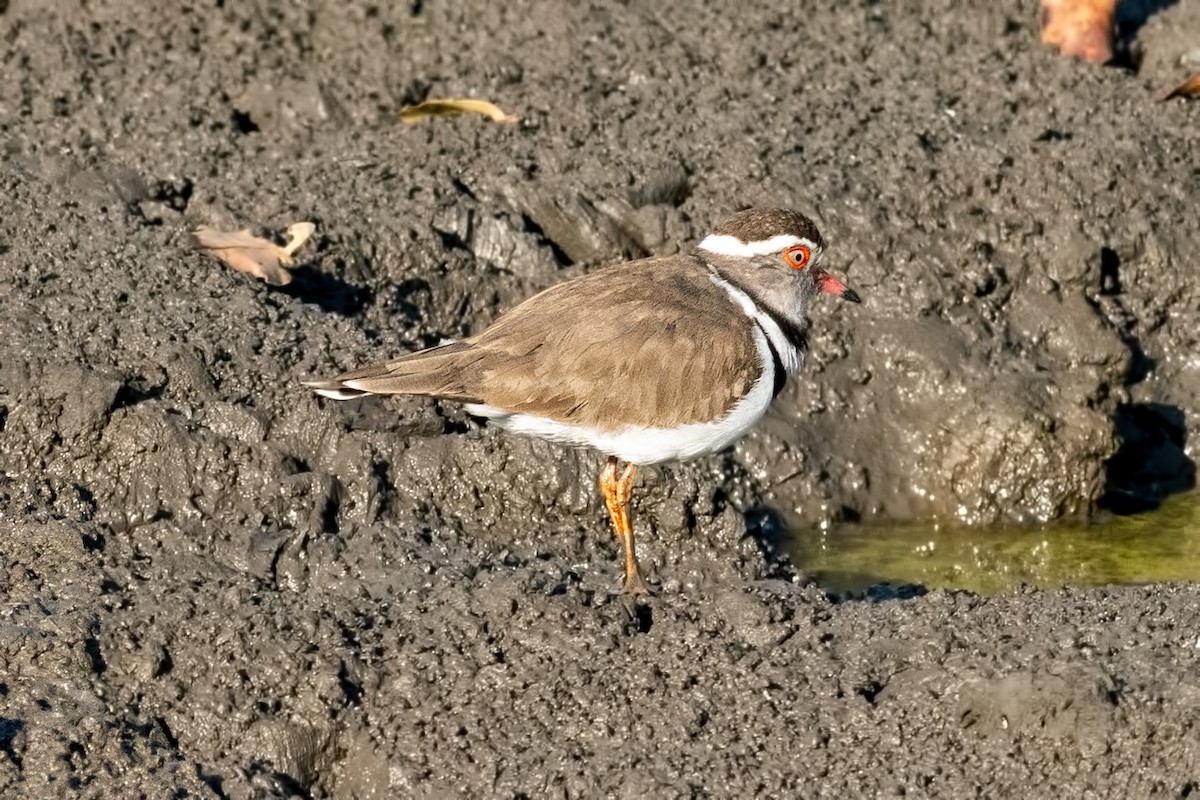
[1,0,1198,796]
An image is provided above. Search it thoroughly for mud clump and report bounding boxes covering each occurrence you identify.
[1,0,1199,796]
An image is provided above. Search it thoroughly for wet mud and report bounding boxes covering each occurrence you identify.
[1,0,1199,796]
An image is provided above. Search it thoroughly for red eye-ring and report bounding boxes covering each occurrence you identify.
[784,244,811,270]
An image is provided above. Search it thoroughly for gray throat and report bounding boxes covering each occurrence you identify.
[702,261,811,354]
[701,260,810,398]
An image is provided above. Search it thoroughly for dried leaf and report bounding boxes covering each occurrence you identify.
[398,98,518,125]
[193,222,315,286]
[1161,73,1200,101]
[280,222,316,257]
[1040,0,1116,64]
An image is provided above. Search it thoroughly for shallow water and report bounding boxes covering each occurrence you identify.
[791,492,1200,595]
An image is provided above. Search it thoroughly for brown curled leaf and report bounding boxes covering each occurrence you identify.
[193,222,315,286]
[1161,73,1200,101]
[1040,0,1116,64]
[398,98,518,125]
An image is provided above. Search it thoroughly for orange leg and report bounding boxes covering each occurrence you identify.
[599,457,650,596]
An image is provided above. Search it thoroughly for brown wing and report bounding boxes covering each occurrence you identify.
[311,255,762,429]
[462,255,760,428]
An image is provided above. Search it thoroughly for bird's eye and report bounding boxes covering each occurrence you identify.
[784,244,811,270]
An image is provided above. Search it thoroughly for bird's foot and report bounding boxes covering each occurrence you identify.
[622,566,652,597]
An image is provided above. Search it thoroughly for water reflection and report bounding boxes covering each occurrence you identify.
[790,491,1200,595]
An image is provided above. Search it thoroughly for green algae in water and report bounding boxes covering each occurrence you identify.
[791,491,1200,595]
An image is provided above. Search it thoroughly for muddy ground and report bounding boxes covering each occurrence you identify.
[1,0,1199,796]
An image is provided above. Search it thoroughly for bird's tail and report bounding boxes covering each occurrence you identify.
[303,341,482,402]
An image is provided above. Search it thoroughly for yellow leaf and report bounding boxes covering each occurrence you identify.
[398,98,518,125]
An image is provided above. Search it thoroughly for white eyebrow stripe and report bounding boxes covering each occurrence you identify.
[696,233,817,257]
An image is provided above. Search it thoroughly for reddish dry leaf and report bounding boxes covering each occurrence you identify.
[193,222,315,286]
[398,98,518,124]
[1161,73,1200,101]
[1040,0,1117,64]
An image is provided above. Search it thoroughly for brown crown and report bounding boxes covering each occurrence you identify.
[711,208,825,249]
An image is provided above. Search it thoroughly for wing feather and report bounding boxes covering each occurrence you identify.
[306,255,763,429]
[467,256,760,428]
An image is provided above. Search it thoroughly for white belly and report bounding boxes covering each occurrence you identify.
[464,326,781,465]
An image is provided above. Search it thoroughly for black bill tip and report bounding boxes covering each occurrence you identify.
[841,288,862,304]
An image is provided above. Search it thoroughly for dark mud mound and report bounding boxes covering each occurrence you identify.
[1,0,1199,796]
